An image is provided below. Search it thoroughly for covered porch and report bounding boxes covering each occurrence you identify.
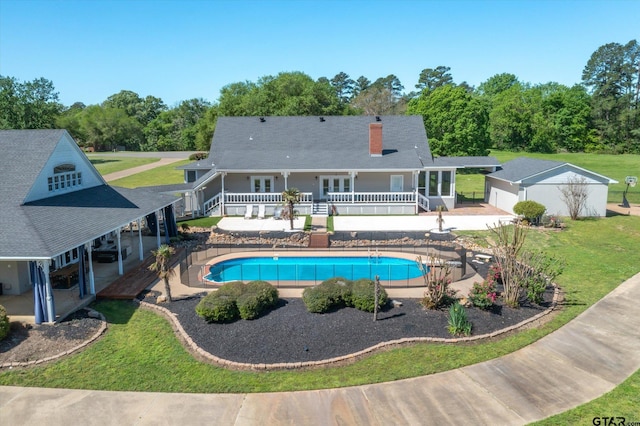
[0,233,161,324]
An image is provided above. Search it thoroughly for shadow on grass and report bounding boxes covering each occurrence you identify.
[89,159,120,165]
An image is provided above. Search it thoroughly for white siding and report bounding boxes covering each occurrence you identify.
[24,133,105,203]
[486,178,519,214]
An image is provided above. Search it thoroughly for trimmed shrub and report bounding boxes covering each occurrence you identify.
[513,201,546,224]
[215,281,246,298]
[350,278,388,313]
[196,280,280,322]
[302,277,352,313]
[0,305,9,341]
[195,294,239,323]
[245,280,279,308]
[237,280,279,319]
[188,152,208,161]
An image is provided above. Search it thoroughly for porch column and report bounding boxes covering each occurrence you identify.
[350,172,357,203]
[116,229,123,276]
[413,170,420,214]
[86,243,95,295]
[137,218,144,260]
[282,171,290,190]
[43,261,55,323]
[221,173,226,216]
[156,210,162,248]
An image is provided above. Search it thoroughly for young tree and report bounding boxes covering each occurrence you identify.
[488,222,528,308]
[149,244,176,302]
[282,187,301,230]
[559,176,589,220]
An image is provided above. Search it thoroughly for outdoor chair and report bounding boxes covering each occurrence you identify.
[244,204,254,219]
[257,204,266,219]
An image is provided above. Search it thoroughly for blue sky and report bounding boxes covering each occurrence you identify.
[1,0,638,107]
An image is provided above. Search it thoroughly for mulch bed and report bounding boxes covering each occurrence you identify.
[146,284,555,365]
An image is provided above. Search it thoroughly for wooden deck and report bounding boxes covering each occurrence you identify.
[97,248,185,300]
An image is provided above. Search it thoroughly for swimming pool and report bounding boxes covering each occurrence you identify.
[205,255,425,283]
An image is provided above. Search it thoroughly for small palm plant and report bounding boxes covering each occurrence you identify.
[149,244,176,302]
[282,187,301,231]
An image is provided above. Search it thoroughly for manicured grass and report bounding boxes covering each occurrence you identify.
[455,151,640,204]
[1,216,638,401]
[109,160,191,188]
[87,155,160,175]
[177,217,222,228]
[533,368,640,424]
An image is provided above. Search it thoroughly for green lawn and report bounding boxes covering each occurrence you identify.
[1,216,638,412]
[87,155,160,175]
[108,159,191,188]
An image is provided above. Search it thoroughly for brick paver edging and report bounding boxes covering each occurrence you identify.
[0,309,108,369]
[137,284,560,371]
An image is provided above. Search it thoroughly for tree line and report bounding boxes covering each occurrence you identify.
[1,39,637,155]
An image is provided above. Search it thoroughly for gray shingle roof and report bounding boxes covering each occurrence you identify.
[208,116,431,171]
[0,130,178,259]
[488,158,565,182]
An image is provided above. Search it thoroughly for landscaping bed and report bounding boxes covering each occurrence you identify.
[151,285,555,365]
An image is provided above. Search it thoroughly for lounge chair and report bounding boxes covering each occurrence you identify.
[244,204,254,219]
[273,205,283,220]
[257,204,266,219]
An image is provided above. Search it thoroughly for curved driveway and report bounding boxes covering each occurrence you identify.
[2,273,639,425]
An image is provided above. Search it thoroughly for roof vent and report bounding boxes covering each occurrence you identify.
[259,117,265,123]
[319,116,325,122]
[375,116,381,122]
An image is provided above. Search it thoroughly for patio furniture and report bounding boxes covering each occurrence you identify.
[244,204,254,219]
[257,204,265,219]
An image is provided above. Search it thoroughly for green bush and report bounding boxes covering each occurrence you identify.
[349,278,388,313]
[195,294,239,323]
[0,305,9,341]
[447,303,472,336]
[188,152,208,161]
[195,280,280,322]
[215,281,246,298]
[237,280,279,319]
[302,277,352,313]
[513,201,546,224]
[245,280,279,308]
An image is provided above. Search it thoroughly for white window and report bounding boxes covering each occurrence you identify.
[427,170,454,197]
[320,176,351,199]
[390,175,404,192]
[251,176,274,193]
[48,163,81,193]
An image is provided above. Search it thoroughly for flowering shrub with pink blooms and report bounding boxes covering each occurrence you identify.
[468,280,497,310]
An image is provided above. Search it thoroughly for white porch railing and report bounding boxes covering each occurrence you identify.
[417,193,430,211]
[224,192,314,204]
[327,192,416,203]
[204,193,222,214]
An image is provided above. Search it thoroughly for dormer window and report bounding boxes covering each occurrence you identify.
[48,163,82,192]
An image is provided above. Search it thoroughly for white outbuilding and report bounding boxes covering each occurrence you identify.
[485,158,617,217]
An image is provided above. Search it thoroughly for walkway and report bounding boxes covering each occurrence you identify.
[2,272,639,425]
[102,157,185,182]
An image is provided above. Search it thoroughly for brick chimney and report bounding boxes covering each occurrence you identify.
[369,122,382,156]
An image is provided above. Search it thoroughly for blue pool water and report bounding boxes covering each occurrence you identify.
[205,256,425,283]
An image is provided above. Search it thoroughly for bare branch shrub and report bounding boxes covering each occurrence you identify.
[416,256,454,309]
[487,222,528,308]
[559,176,589,220]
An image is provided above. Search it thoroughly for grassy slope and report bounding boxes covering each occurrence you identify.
[88,155,160,175]
[108,159,191,188]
